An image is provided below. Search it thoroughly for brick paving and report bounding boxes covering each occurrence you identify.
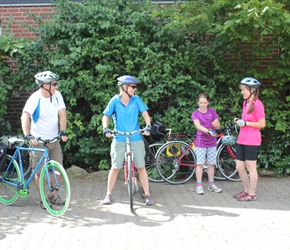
[0,176,290,249]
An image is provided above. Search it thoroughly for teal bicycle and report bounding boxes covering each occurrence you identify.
[0,135,71,216]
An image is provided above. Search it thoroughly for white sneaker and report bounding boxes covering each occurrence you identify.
[196,186,204,195]
[208,184,222,193]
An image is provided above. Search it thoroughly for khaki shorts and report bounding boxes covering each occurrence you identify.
[30,141,63,174]
[110,140,145,169]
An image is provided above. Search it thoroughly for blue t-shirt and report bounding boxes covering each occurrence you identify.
[102,95,148,142]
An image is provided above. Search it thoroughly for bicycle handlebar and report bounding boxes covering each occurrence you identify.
[25,135,61,146]
[219,124,238,135]
[108,129,144,136]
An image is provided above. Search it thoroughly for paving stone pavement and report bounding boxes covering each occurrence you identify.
[0,176,290,250]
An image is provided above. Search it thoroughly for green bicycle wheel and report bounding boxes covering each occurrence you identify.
[0,154,21,205]
[39,160,71,216]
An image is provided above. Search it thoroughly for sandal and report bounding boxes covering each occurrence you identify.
[233,191,248,199]
[47,193,65,206]
[238,194,257,201]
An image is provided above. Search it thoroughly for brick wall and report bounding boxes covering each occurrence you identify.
[1,6,52,132]
[0,5,52,39]
[1,5,53,72]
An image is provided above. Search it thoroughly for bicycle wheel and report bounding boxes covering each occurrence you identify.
[39,160,71,216]
[156,141,196,185]
[127,156,133,213]
[216,144,240,182]
[0,154,21,205]
[145,142,164,183]
[214,165,227,180]
[20,143,32,179]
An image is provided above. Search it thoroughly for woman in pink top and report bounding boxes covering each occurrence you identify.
[233,77,266,201]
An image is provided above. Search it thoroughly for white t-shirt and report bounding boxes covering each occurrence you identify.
[23,89,66,139]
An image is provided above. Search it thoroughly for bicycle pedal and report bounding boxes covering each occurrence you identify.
[19,189,29,198]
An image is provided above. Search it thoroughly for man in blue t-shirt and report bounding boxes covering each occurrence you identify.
[102,75,154,206]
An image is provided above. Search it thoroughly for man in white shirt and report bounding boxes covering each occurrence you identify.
[21,71,68,209]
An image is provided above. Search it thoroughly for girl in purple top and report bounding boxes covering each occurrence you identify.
[233,77,265,201]
[192,93,222,195]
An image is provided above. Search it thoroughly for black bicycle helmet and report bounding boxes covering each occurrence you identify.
[240,77,261,89]
[117,75,139,86]
[35,71,59,86]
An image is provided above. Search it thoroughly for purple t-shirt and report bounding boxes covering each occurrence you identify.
[191,108,218,148]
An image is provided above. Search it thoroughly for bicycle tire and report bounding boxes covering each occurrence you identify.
[39,160,71,216]
[0,154,21,205]
[127,155,133,213]
[213,164,227,180]
[145,142,164,183]
[155,141,196,185]
[216,144,240,182]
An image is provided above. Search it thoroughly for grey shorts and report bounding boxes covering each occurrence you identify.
[110,140,145,169]
[30,141,63,174]
[196,146,216,165]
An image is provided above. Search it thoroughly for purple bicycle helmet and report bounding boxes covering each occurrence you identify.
[117,75,139,86]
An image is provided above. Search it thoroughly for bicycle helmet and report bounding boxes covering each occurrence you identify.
[221,135,237,146]
[117,75,139,86]
[240,77,261,89]
[35,71,59,86]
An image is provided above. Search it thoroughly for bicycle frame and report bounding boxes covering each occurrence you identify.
[176,126,236,167]
[2,145,58,197]
[123,136,137,189]
[0,136,71,216]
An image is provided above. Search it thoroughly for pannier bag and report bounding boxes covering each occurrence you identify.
[0,145,7,172]
[151,121,166,141]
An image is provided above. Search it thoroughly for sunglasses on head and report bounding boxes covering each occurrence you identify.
[129,85,137,89]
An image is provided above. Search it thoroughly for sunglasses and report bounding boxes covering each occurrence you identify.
[50,82,58,86]
[129,85,137,89]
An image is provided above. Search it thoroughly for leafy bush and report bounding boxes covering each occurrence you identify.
[2,0,290,174]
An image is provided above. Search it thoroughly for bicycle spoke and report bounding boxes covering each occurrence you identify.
[39,160,71,216]
[0,155,21,205]
[156,141,196,185]
[145,142,164,183]
[216,145,240,182]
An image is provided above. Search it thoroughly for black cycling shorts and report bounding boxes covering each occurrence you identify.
[236,144,259,161]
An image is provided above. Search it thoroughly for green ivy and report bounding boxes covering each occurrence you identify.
[1,0,290,175]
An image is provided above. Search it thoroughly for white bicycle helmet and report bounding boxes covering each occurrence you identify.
[240,77,261,89]
[221,135,237,146]
[34,71,59,86]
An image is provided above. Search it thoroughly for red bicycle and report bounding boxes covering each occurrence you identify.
[109,129,144,213]
[154,125,238,185]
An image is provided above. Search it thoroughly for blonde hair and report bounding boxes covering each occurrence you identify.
[244,86,259,114]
